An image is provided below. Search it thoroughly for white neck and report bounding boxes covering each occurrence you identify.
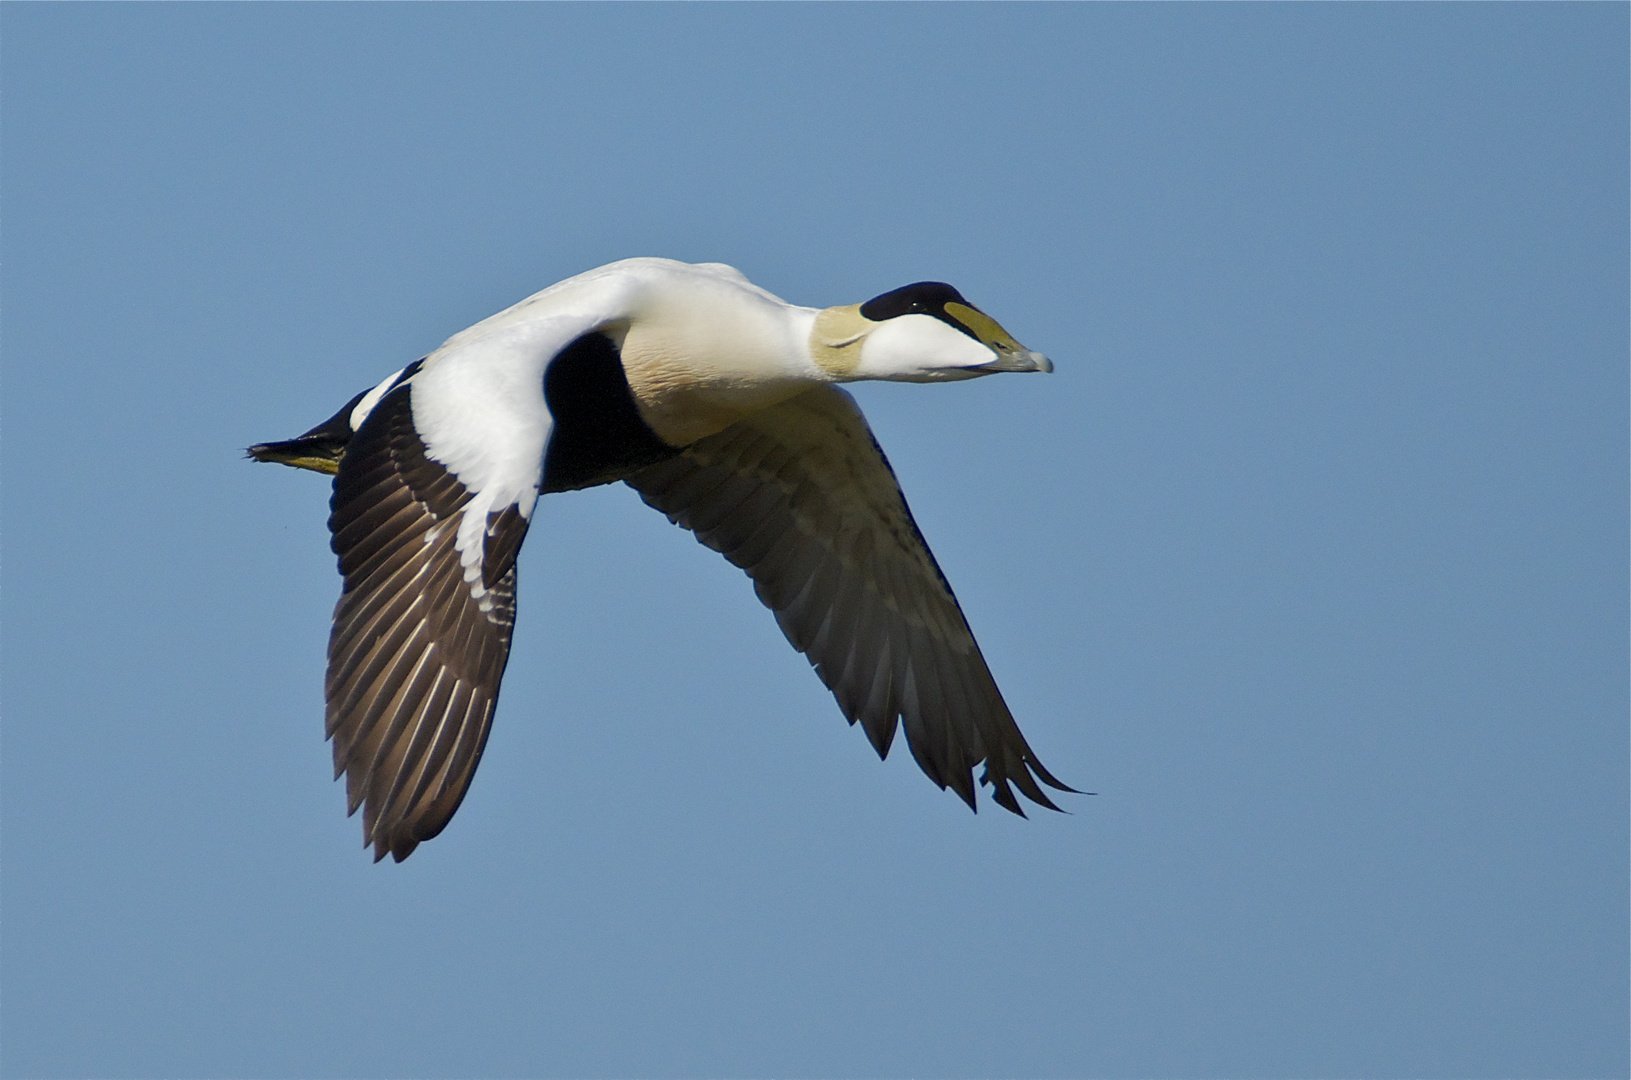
[617,277,828,446]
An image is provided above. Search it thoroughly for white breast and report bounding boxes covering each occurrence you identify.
[616,273,823,446]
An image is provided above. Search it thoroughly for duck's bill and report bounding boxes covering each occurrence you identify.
[965,348,1054,374]
[941,302,1054,374]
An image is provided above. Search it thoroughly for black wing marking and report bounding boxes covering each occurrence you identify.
[626,385,1074,814]
[326,383,530,861]
[541,330,680,493]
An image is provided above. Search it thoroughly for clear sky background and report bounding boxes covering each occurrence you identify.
[2,5,1625,1078]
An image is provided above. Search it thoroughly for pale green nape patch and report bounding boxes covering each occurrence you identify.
[809,304,872,377]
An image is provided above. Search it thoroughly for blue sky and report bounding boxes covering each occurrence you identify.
[2,5,1625,1078]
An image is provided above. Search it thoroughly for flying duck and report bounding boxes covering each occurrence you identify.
[251,258,1074,861]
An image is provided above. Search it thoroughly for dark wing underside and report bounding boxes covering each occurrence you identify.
[326,384,528,861]
[626,385,1074,814]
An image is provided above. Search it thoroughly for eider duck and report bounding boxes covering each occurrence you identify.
[251,258,1074,861]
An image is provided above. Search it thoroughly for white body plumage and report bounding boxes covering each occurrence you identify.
[251,257,1070,861]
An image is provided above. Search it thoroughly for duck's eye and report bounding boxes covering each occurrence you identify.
[860,281,968,321]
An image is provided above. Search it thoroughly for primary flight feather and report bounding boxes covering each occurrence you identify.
[251,258,1075,861]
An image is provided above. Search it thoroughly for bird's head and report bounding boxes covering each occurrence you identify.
[809,282,1052,383]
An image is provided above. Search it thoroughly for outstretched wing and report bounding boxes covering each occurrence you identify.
[325,381,530,861]
[626,385,1073,813]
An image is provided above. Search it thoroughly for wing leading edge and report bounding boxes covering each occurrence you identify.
[627,385,1074,814]
[325,383,530,861]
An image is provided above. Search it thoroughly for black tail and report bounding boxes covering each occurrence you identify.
[247,389,369,475]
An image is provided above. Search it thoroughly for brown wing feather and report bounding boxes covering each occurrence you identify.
[626,384,1073,814]
[326,384,528,861]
